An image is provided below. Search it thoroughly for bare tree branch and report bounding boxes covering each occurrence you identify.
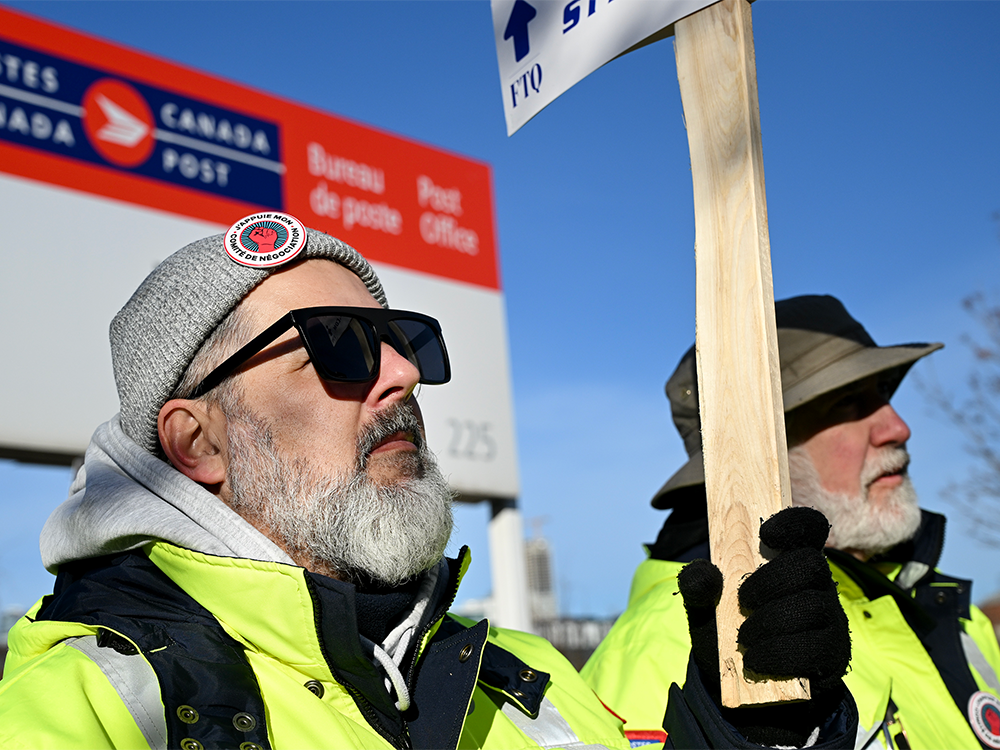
[918,287,1000,546]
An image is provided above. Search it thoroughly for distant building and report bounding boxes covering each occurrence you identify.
[524,520,616,669]
[525,532,558,626]
[452,523,619,671]
[1,607,26,648]
[1,606,27,681]
[536,617,617,671]
[978,593,1000,641]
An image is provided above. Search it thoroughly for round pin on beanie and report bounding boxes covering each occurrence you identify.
[225,212,307,268]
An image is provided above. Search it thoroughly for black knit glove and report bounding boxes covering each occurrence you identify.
[676,506,851,747]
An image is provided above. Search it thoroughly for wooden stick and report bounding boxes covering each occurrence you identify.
[674,0,810,708]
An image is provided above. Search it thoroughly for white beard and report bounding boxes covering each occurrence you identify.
[224,400,455,586]
[787,443,922,557]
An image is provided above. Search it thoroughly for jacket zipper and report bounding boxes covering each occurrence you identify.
[404,554,464,691]
[304,575,412,750]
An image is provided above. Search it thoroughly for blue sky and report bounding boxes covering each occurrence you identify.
[1,0,999,620]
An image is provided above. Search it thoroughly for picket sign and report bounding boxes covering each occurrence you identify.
[491,0,811,708]
[674,0,810,708]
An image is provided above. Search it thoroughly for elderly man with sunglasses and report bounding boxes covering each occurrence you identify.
[582,295,1000,749]
[0,217,858,749]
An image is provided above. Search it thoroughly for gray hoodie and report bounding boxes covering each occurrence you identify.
[39,415,445,710]
[41,415,295,572]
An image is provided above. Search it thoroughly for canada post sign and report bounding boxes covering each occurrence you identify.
[0,7,500,292]
[0,39,283,208]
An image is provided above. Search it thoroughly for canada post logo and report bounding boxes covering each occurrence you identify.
[80,79,156,167]
[0,38,284,207]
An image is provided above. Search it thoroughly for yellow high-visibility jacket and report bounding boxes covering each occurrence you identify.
[0,543,630,750]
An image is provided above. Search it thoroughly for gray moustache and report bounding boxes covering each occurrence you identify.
[357,404,425,466]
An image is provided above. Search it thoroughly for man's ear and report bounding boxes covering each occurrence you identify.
[158,399,228,486]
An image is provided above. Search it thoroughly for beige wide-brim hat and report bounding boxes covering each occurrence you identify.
[651,295,942,510]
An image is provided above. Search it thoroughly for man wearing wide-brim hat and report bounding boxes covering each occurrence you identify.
[581,294,1000,750]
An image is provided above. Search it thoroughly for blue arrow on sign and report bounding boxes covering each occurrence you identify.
[504,0,537,63]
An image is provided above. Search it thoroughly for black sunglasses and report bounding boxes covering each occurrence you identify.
[188,306,450,399]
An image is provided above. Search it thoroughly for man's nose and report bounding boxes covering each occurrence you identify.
[370,340,421,405]
[870,403,911,446]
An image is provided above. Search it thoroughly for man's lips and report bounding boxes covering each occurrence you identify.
[868,463,908,489]
[369,430,417,455]
[871,472,905,488]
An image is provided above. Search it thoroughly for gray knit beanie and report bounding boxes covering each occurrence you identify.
[110,227,388,455]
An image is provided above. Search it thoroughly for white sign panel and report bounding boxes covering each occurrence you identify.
[492,0,717,135]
